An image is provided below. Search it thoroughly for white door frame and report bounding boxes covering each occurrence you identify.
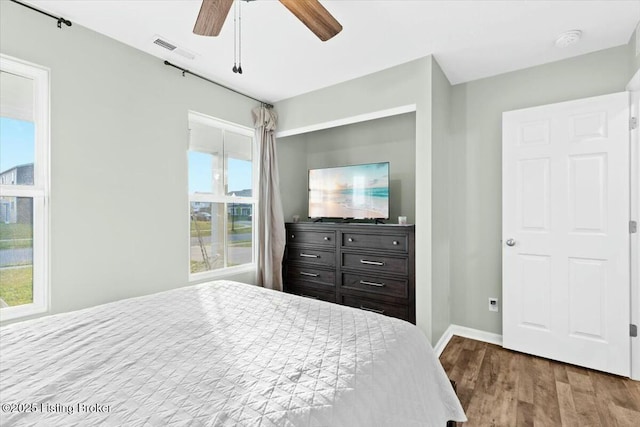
[627,70,640,381]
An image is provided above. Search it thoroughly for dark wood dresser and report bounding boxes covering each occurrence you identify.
[283,222,415,323]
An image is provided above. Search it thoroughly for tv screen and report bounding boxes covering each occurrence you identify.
[308,162,390,219]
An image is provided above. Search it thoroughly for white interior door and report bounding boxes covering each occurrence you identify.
[502,92,630,376]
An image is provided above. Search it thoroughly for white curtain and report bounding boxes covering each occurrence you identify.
[252,105,285,290]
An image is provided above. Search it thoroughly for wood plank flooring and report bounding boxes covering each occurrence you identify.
[439,335,640,426]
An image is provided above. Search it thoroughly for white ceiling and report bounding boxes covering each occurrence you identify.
[24,0,640,103]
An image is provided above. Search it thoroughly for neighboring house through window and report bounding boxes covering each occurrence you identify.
[0,55,50,320]
[188,111,257,280]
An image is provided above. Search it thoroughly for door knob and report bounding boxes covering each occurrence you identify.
[505,239,516,247]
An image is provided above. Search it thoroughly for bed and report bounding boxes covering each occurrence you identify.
[0,280,466,426]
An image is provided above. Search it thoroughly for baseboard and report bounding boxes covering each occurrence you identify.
[434,324,503,357]
[433,327,455,357]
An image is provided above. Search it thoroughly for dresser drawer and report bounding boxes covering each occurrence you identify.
[287,285,336,303]
[287,265,335,287]
[341,273,408,298]
[287,230,335,247]
[287,247,335,267]
[342,232,408,253]
[341,252,408,275]
[341,295,409,321]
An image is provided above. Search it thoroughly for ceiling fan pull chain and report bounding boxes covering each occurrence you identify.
[237,0,243,74]
[232,0,238,73]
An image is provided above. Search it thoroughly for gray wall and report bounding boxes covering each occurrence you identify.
[277,134,309,223]
[449,45,632,335]
[0,1,255,324]
[629,28,640,78]
[278,113,416,224]
[430,59,453,344]
[276,60,428,133]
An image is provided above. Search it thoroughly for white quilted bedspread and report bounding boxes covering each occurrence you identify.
[0,280,466,426]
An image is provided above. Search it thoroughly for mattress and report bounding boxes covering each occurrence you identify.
[0,280,466,426]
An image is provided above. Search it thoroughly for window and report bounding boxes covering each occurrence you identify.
[188,111,257,279]
[0,55,50,320]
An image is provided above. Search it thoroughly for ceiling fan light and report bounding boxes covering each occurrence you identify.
[555,30,582,48]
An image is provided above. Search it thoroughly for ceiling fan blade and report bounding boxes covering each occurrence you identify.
[279,0,343,41]
[193,0,234,37]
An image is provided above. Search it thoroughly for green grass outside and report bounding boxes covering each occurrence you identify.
[190,215,252,273]
[190,220,252,237]
[190,260,208,274]
[0,223,33,239]
[190,241,251,273]
[190,257,225,274]
[190,220,211,237]
[229,223,251,234]
[0,239,32,250]
[0,223,33,250]
[0,266,33,307]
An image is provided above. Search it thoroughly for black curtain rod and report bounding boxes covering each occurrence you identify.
[164,61,273,109]
[11,0,72,28]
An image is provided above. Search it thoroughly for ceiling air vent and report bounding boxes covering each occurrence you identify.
[153,37,177,51]
[151,35,196,60]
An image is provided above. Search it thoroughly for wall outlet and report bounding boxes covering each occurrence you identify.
[488,298,499,312]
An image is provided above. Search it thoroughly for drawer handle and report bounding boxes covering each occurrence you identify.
[300,272,319,277]
[300,253,319,258]
[360,280,385,287]
[392,240,399,246]
[360,306,385,314]
[348,238,354,242]
[291,234,295,239]
[360,259,384,266]
[301,294,319,300]
[324,236,330,241]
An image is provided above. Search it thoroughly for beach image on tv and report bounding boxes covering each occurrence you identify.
[308,162,389,219]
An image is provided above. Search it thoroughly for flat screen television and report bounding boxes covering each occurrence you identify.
[308,162,390,220]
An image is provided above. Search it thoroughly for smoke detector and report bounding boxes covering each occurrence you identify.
[555,30,582,48]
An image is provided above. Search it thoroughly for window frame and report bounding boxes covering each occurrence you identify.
[187,111,258,282]
[0,54,50,321]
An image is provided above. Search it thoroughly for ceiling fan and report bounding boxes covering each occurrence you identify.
[193,0,343,42]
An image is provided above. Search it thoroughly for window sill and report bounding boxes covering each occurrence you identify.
[0,302,48,322]
[189,263,257,285]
